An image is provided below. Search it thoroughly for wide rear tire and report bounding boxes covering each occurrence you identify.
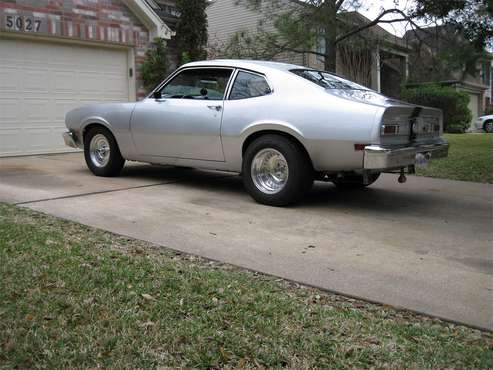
[242,135,313,206]
[84,126,125,177]
[483,120,493,133]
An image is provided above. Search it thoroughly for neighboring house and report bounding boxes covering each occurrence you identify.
[0,0,174,157]
[207,0,304,65]
[207,0,411,98]
[404,27,493,129]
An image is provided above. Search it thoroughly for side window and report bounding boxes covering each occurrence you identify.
[229,71,271,100]
[161,68,232,100]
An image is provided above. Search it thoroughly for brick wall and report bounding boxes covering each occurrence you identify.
[0,0,154,99]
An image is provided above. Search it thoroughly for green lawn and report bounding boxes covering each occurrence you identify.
[0,203,491,369]
[415,133,493,183]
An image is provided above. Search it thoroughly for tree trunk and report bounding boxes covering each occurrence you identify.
[324,36,337,72]
[323,0,338,72]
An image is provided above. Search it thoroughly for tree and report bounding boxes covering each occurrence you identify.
[407,26,490,83]
[230,0,492,73]
[175,0,208,63]
[406,0,492,82]
[140,38,170,92]
[413,0,492,50]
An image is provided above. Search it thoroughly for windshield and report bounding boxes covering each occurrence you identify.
[290,69,370,91]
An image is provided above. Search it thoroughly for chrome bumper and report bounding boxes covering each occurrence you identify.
[62,131,79,149]
[364,140,449,170]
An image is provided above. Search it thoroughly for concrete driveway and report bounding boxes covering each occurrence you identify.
[1,153,492,330]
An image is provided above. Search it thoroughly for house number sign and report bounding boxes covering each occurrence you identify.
[5,15,42,32]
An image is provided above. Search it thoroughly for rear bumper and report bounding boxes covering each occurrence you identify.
[62,131,79,149]
[364,140,449,170]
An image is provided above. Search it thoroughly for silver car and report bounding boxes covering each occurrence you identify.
[63,59,449,206]
[474,115,493,133]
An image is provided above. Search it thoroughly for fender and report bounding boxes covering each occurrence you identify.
[80,116,113,135]
[220,120,308,172]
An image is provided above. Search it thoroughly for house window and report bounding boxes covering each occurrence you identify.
[481,62,491,86]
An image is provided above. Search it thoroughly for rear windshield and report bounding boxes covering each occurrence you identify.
[290,69,369,91]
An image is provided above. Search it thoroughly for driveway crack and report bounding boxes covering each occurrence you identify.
[15,174,236,205]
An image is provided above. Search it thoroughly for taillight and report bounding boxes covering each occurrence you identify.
[381,124,400,135]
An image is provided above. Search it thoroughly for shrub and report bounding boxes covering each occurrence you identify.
[175,0,208,62]
[401,85,472,133]
[141,38,170,93]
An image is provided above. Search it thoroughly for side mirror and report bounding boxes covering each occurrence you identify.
[153,90,162,100]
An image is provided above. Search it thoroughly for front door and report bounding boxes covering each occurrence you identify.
[130,67,233,161]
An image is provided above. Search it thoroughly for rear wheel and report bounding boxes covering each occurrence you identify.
[483,120,493,133]
[333,172,380,189]
[84,126,125,177]
[242,134,313,206]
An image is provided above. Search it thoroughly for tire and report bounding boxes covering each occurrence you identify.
[483,120,493,133]
[242,134,313,206]
[333,172,380,189]
[84,126,125,177]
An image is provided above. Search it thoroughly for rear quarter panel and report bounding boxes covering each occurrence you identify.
[221,71,382,171]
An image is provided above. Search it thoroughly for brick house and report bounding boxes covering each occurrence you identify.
[0,0,174,156]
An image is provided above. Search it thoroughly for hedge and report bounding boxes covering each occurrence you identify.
[401,85,472,133]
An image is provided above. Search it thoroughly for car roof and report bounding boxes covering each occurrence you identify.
[181,59,304,74]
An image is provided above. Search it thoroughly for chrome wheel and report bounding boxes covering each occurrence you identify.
[251,148,289,194]
[89,134,110,168]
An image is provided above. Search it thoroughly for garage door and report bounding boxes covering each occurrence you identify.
[467,93,479,131]
[0,38,129,156]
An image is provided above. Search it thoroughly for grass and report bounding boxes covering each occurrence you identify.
[415,133,493,183]
[0,203,491,369]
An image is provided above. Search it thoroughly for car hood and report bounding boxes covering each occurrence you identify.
[71,102,136,116]
[65,102,136,130]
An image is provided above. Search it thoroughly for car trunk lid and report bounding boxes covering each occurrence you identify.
[379,106,442,146]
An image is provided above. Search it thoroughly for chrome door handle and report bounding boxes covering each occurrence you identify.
[207,105,222,112]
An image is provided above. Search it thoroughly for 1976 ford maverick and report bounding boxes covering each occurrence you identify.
[64,59,449,206]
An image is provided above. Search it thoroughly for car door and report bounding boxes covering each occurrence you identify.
[130,67,233,161]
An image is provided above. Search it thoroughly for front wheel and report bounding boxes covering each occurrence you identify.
[333,173,381,189]
[242,135,313,206]
[84,126,125,177]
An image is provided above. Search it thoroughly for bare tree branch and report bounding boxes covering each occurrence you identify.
[269,39,330,58]
[335,8,423,44]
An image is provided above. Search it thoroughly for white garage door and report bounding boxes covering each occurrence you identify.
[467,93,479,130]
[0,38,129,156]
